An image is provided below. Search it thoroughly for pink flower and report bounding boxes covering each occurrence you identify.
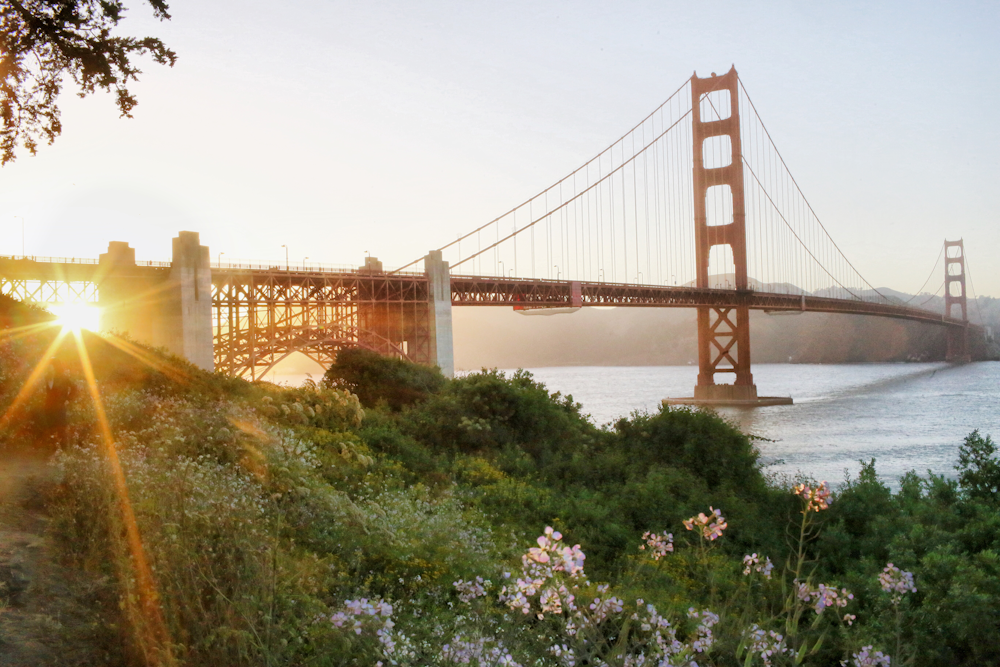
[878,563,916,604]
[683,507,728,541]
[794,481,832,512]
[640,531,674,560]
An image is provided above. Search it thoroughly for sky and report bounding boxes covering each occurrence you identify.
[1,0,997,296]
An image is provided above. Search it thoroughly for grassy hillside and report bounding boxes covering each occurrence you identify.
[1,310,999,666]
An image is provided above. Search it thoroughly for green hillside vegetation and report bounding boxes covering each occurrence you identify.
[1,304,999,666]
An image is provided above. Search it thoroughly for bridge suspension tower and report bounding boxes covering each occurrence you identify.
[944,239,970,363]
[689,67,762,403]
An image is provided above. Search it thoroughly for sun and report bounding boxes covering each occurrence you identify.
[50,303,101,332]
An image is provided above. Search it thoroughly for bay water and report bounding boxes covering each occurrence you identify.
[508,362,1000,490]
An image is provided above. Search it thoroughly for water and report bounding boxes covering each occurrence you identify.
[507,363,1000,490]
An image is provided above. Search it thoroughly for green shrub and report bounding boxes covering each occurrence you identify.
[322,348,445,410]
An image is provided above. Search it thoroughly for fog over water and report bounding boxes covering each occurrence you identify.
[508,362,1000,490]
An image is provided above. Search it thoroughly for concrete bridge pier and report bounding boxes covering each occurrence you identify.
[425,249,454,378]
[353,252,453,378]
[98,241,161,344]
[163,232,214,371]
[97,231,214,372]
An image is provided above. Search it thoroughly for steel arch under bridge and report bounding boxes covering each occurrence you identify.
[212,267,431,380]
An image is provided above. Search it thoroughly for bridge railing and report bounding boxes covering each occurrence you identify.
[0,255,99,265]
[0,255,426,275]
[212,260,425,276]
[0,255,172,267]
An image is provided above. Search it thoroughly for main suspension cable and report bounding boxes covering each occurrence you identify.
[904,242,945,304]
[738,76,889,302]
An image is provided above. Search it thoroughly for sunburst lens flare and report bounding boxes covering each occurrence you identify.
[50,303,101,332]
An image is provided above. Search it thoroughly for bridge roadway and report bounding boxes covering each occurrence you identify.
[0,255,972,330]
[448,274,974,329]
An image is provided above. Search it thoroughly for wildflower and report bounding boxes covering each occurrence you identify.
[746,624,788,666]
[794,481,832,512]
[848,645,891,667]
[688,608,720,652]
[682,507,727,541]
[589,595,624,623]
[813,584,853,614]
[795,581,853,614]
[549,644,576,667]
[453,576,490,603]
[878,563,916,604]
[742,553,774,579]
[640,531,674,560]
[442,636,522,666]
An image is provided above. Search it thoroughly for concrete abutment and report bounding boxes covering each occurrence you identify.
[97,232,214,372]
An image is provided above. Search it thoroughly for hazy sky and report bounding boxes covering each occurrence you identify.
[1,0,997,295]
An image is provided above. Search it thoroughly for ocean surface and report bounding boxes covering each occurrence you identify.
[502,363,1000,490]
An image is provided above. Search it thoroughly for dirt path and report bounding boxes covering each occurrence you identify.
[0,446,107,666]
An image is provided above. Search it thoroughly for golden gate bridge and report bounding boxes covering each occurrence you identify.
[0,67,988,405]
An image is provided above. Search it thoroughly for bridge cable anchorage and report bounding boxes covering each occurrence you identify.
[388,78,694,275]
[736,76,891,303]
[903,241,945,304]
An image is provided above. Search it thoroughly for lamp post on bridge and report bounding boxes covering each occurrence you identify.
[218,251,224,267]
[281,245,289,271]
[498,260,504,277]
[303,257,309,270]
[554,265,560,281]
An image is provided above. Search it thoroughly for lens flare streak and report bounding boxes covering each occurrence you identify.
[72,332,175,665]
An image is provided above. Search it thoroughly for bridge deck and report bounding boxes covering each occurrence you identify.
[448,275,975,330]
[0,257,974,332]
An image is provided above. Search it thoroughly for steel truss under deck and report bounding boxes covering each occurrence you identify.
[212,269,432,380]
[0,277,98,305]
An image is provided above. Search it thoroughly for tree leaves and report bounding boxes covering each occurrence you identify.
[0,0,176,164]
[956,430,1000,502]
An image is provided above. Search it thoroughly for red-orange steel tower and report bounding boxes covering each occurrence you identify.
[944,239,970,362]
[691,67,758,401]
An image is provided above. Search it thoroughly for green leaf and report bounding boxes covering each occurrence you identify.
[794,640,809,664]
[809,633,825,655]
